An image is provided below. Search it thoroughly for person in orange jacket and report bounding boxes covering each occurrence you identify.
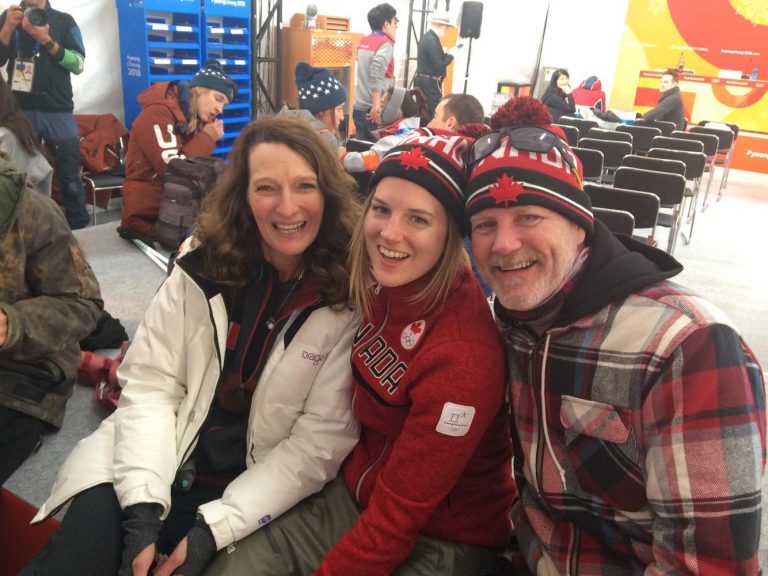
[117,59,236,245]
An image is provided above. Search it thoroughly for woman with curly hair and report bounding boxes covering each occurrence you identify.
[23,116,362,576]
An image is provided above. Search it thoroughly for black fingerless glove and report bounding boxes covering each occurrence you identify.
[177,514,216,576]
[117,502,164,576]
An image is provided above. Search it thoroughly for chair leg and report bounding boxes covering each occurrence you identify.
[701,161,715,212]
[719,147,733,199]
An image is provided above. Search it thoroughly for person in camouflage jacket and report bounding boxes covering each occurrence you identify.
[0,151,102,484]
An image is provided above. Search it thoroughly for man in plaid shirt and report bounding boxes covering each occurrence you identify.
[465,97,766,575]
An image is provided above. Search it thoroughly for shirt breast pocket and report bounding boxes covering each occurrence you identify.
[560,395,646,512]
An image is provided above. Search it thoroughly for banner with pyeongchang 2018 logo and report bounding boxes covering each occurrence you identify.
[209,0,247,8]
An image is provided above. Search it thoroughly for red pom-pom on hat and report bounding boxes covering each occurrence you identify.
[490,96,552,130]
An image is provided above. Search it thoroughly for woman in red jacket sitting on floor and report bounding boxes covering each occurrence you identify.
[206,130,516,576]
[117,59,236,246]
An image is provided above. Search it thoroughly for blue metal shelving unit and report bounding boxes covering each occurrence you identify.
[116,0,202,128]
[202,0,252,156]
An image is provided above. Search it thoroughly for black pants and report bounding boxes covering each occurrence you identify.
[413,75,443,124]
[0,406,48,486]
[21,482,224,575]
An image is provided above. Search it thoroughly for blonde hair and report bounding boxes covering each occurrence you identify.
[349,188,468,318]
[187,86,215,133]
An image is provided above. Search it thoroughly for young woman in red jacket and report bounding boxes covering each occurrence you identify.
[206,130,516,576]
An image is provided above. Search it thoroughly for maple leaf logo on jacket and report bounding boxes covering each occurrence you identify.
[399,147,430,170]
[489,174,526,206]
[401,320,426,350]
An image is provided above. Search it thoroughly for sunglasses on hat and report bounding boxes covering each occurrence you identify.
[467,125,583,188]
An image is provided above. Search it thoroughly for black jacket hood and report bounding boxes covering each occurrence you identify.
[556,220,683,326]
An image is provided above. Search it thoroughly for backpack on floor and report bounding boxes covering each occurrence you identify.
[156,156,226,250]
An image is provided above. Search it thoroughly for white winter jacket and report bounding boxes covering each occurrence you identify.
[33,251,360,550]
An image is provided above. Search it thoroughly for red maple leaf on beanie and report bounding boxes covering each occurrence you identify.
[410,322,423,334]
[399,147,430,170]
[489,174,525,206]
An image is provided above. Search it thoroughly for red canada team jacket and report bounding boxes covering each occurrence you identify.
[315,271,516,575]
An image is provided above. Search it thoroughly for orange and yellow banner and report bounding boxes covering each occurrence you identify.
[611,0,768,133]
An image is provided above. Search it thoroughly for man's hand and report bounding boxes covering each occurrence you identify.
[0,309,7,347]
[201,119,224,142]
[20,13,50,45]
[0,5,23,44]
[367,104,382,125]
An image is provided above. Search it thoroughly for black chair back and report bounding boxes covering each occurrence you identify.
[634,118,676,136]
[648,148,707,180]
[585,183,659,230]
[650,136,704,154]
[578,138,632,170]
[571,147,604,182]
[593,207,634,236]
[553,124,579,147]
[697,120,738,141]
[690,125,735,152]
[616,124,662,155]
[670,131,719,157]
[586,127,633,144]
[614,167,686,206]
[621,154,686,176]
[557,116,599,141]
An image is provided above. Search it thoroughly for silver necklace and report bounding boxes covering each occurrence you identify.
[266,270,305,330]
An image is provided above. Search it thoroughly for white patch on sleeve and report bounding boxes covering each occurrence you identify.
[435,402,476,437]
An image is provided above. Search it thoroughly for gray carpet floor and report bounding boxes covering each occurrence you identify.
[5,168,768,564]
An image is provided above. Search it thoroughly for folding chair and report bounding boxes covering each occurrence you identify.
[593,207,635,236]
[81,135,127,225]
[671,130,719,211]
[690,124,736,205]
[614,167,686,254]
[585,183,659,245]
[647,148,706,244]
[557,116,599,142]
[634,118,676,136]
[586,127,633,144]
[345,138,375,152]
[577,138,632,183]
[621,154,686,177]
[571,147,604,183]
[616,124,662,155]
[649,136,704,154]
[552,124,579,147]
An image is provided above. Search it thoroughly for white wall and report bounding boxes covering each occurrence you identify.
[539,0,630,105]
[5,0,629,121]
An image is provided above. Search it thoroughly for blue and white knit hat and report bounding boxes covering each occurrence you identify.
[190,58,236,102]
[295,62,347,114]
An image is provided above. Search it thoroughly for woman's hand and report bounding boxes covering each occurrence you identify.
[117,503,164,576]
[152,538,186,576]
[153,515,216,576]
[129,543,156,576]
[201,119,225,142]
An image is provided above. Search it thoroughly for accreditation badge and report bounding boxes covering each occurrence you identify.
[11,58,35,93]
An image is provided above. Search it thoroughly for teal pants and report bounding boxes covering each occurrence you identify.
[204,476,501,575]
